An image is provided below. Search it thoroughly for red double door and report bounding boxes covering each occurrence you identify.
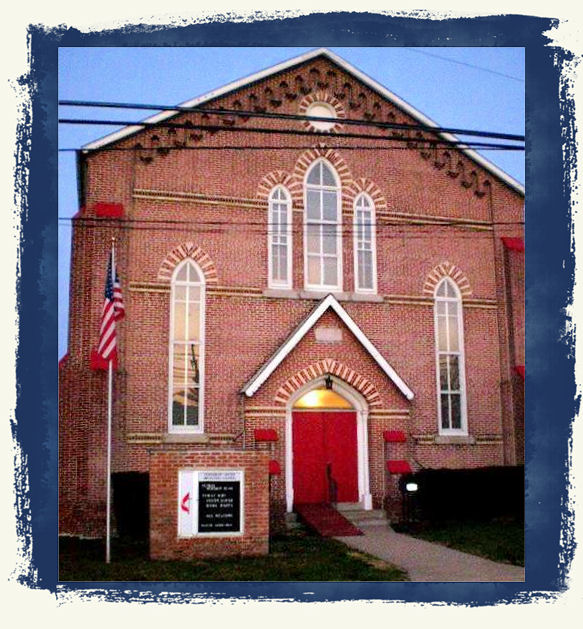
[292,411,358,504]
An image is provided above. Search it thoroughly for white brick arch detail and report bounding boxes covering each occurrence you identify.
[256,170,301,202]
[274,358,382,407]
[343,177,387,213]
[297,91,346,133]
[157,243,218,284]
[423,261,472,298]
[291,145,353,208]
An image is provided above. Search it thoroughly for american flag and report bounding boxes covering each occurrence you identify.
[97,249,125,361]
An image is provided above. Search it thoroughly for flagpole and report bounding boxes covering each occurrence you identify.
[105,238,115,564]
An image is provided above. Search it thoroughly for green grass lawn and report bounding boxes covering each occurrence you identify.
[396,519,524,566]
[59,528,408,582]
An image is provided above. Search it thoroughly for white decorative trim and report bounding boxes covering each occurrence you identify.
[82,48,523,196]
[243,294,414,400]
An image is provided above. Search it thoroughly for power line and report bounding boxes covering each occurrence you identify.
[58,216,524,231]
[406,48,524,83]
[58,215,523,226]
[59,118,524,152]
[59,99,525,142]
[58,143,523,153]
[56,223,523,241]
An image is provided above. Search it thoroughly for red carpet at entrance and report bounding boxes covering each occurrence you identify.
[295,503,364,537]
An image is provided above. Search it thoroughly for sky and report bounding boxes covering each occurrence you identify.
[58,46,525,358]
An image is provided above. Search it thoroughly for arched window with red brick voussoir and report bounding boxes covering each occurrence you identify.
[304,159,342,292]
[268,186,293,289]
[168,258,205,433]
[434,277,468,435]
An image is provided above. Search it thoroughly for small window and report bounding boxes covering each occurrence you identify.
[169,259,205,433]
[434,278,467,434]
[268,186,292,289]
[353,193,377,293]
[304,160,342,291]
[306,102,337,131]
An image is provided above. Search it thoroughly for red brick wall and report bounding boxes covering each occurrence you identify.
[60,54,524,535]
[149,449,269,559]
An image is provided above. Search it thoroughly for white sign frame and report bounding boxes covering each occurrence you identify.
[178,469,244,538]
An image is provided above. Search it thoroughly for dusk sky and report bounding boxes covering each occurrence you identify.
[58,46,525,357]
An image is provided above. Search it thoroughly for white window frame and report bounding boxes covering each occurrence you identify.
[168,259,205,434]
[303,159,343,292]
[433,277,468,436]
[267,185,293,289]
[353,192,378,294]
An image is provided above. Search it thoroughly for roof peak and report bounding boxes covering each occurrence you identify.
[81,47,523,196]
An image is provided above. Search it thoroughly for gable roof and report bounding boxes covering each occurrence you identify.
[82,48,524,197]
[242,294,414,401]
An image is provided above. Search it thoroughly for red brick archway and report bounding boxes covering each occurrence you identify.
[274,359,382,407]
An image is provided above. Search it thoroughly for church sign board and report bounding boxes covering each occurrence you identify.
[178,469,243,537]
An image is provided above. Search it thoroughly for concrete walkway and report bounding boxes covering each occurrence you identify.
[336,524,525,582]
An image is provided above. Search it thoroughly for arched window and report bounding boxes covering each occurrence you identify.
[434,278,467,434]
[268,186,292,289]
[169,259,205,433]
[304,160,342,290]
[353,193,377,292]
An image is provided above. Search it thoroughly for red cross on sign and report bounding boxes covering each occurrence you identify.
[181,492,191,513]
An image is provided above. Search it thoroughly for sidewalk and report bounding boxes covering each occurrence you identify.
[336,524,525,582]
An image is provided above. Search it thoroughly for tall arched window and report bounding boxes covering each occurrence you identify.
[353,193,377,293]
[434,278,467,434]
[169,259,205,433]
[268,186,292,289]
[304,160,342,291]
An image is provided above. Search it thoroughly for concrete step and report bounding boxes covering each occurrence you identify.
[285,512,302,529]
[338,508,389,527]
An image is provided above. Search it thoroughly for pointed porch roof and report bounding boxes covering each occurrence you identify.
[241,294,414,401]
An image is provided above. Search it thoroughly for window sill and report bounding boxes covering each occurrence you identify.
[262,288,384,303]
[165,433,210,444]
[434,435,475,445]
[263,288,299,299]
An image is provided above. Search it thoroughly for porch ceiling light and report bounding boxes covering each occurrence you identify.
[293,388,352,409]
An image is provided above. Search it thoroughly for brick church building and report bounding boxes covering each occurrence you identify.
[59,48,524,557]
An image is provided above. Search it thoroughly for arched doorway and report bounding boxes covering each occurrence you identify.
[285,376,372,512]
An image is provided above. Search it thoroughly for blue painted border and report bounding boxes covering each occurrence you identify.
[18,13,574,603]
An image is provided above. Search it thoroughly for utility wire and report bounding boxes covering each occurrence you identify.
[58,215,524,226]
[58,143,523,153]
[59,99,525,142]
[58,216,524,230]
[406,48,524,83]
[56,223,523,240]
[59,118,524,151]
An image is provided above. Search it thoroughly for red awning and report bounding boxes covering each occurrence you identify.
[383,430,407,443]
[502,237,525,252]
[386,460,412,474]
[514,365,525,380]
[269,460,281,475]
[94,202,124,218]
[254,429,278,442]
